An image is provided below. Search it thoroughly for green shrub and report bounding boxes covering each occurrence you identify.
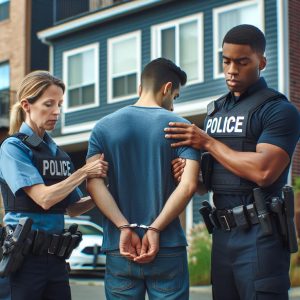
[188,223,212,286]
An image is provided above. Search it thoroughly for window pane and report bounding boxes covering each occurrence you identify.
[68,53,82,86]
[0,88,9,117]
[180,21,198,81]
[218,4,259,48]
[113,77,125,98]
[127,74,137,95]
[0,0,9,21]
[161,27,175,62]
[82,84,95,104]
[82,49,95,85]
[0,62,9,90]
[112,37,137,75]
[68,88,81,107]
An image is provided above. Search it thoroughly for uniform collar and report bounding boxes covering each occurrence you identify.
[227,77,268,105]
[19,122,57,153]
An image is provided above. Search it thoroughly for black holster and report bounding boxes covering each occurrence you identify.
[0,217,33,277]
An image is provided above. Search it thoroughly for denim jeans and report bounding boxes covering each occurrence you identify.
[105,247,189,300]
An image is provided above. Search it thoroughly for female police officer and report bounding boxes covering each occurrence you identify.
[0,70,108,300]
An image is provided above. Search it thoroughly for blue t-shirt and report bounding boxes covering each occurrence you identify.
[215,78,300,209]
[0,123,82,233]
[87,106,200,251]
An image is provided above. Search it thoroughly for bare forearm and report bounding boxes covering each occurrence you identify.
[87,178,128,227]
[66,196,95,217]
[151,181,197,231]
[205,139,287,186]
[25,169,87,210]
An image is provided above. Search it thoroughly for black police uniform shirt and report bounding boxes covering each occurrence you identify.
[211,78,300,209]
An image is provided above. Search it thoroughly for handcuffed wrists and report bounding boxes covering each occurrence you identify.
[117,223,161,233]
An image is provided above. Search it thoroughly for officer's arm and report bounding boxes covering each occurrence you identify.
[23,158,106,210]
[165,123,289,187]
[66,196,95,217]
[205,139,289,187]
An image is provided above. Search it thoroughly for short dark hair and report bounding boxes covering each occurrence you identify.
[222,24,266,54]
[141,58,187,93]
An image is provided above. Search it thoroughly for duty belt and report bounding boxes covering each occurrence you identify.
[213,204,259,231]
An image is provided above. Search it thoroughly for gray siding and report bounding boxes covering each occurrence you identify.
[51,0,279,136]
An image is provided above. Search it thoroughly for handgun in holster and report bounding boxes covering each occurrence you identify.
[200,152,213,192]
[270,197,287,246]
[199,200,216,234]
[282,186,298,253]
[0,217,33,277]
[63,224,82,259]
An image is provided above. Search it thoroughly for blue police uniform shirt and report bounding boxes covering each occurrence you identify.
[215,78,300,209]
[0,122,82,233]
[87,106,201,251]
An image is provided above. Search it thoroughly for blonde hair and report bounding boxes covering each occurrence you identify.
[9,70,65,135]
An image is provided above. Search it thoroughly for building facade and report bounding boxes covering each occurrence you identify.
[0,0,53,223]
[37,0,298,232]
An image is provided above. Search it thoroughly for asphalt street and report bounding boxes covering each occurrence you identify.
[70,275,300,300]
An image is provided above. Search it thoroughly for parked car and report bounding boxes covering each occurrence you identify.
[64,217,106,273]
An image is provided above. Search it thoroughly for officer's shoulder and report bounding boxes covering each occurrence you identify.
[261,93,297,113]
[1,135,30,153]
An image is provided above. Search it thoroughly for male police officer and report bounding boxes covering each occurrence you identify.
[165,25,300,300]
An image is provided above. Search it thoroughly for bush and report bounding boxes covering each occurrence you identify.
[187,224,300,286]
[187,223,212,286]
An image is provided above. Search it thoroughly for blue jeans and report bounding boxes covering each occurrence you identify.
[105,247,189,300]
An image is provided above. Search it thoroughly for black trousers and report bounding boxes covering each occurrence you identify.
[211,221,290,300]
[1,254,71,300]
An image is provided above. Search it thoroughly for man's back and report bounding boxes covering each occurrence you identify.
[88,105,199,250]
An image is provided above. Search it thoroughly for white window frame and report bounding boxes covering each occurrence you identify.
[107,30,141,103]
[151,13,204,86]
[63,43,99,113]
[213,0,264,79]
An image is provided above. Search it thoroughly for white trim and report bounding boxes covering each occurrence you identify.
[277,0,289,96]
[53,131,91,146]
[151,13,204,85]
[173,95,222,117]
[49,45,53,74]
[277,0,291,185]
[213,0,265,79]
[107,30,141,103]
[62,43,100,113]
[61,120,96,135]
[38,0,162,43]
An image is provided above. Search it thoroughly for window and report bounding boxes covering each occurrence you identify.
[152,14,203,84]
[213,0,264,78]
[63,43,99,112]
[108,31,141,102]
[0,62,10,118]
[0,0,9,21]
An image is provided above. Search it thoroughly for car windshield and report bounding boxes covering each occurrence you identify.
[74,224,102,236]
